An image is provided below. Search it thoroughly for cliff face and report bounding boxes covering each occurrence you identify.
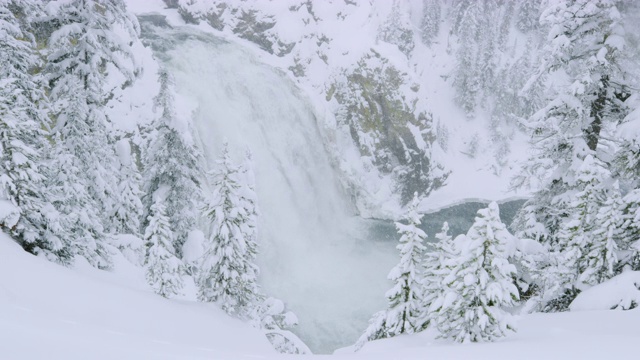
[161,0,542,217]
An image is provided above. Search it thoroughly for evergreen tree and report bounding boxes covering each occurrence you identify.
[496,0,514,51]
[475,0,498,99]
[249,297,311,354]
[354,310,388,350]
[499,39,546,125]
[540,156,619,310]
[197,143,260,316]
[44,0,139,267]
[144,194,184,298]
[143,68,202,254]
[377,1,415,57]
[357,194,426,346]
[241,149,259,274]
[614,105,640,271]
[420,0,441,46]
[620,188,640,270]
[516,0,542,33]
[452,2,481,116]
[0,0,61,258]
[112,139,143,236]
[587,181,623,281]
[418,221,457,330]
[449,0,472,36]
[432,202,518,343]
[513,0,636,309]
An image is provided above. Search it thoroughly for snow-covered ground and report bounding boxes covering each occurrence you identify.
[336,308,640,359]
[2,232,639,359]
[0,234,275,359]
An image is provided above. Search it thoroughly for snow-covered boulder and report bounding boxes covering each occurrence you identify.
[570,271,640,311]
[0,199,20,230]
[111,234,146,266]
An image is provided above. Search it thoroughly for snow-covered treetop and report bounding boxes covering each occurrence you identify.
[464,201,518,257]
[542,0,623,70]
[46,0,140,104]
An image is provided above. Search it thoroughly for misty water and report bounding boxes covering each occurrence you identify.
[139,16,524,354]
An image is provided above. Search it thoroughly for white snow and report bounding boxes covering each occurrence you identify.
[570,271,640,311]
[0,233,275,359]
[335,309,640,360]
[3,231,639,359]
[0,199,20,229]
[182,229,206,265]
[114,138,132,166]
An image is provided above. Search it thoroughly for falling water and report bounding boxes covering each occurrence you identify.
[140,17,396,353]
[138,16,525,353]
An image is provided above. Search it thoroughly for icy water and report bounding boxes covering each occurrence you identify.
[366,199,527,243]
[139,15,524,354]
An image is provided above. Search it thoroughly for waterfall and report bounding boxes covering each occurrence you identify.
[139,18,397,353]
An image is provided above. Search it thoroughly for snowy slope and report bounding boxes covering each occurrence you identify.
[335,308,640,360]
[0,234,275,359]
[3,228,638,360]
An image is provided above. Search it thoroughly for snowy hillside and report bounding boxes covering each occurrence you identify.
[0,233,276,359]
[340,308,640,359]
[3,232,640,360]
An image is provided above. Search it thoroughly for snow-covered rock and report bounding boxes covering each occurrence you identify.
[570,271,640,311]
[0,199,19,229]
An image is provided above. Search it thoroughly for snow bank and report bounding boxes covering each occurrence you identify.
[570,271,640,311]
[3,231,640,360]
[0,199,19,229]
[0,234,275,360]
[335,309,640,360]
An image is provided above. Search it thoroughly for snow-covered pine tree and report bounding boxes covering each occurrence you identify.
[493,39,545,130]
[143,68,202,255]
[249,297,311,355]
[420,0,441,46]
[43,0,140,268]
[377,0,415,57]
[144,193,184,298]
[241,148,259,275]
[516,0,542,33]
[418,221,457,331]
[513,0,635,279]
[540,156,618,310]
[0,0,62,259]
[357,194,426,347]
[495,0,514,51]
[452,2,481,116]
[587,181,623,282]
[385,193,427,334]
[449,0,472,36]
[620,188,640,271]
[516,0,630,252]
[613,87,640,271]
[197,143,260,316]
[112,139,143,236]
[475,1,498,99]
[433,202,518,343]
[354,310,388,350]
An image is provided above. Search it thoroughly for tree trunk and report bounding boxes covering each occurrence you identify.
[585,75,608,152]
